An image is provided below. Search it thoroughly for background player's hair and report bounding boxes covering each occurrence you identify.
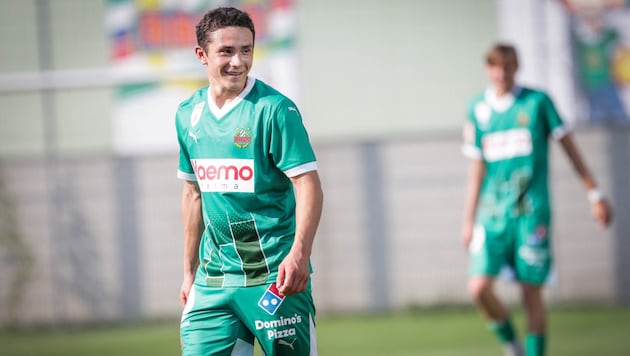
[485,43,519,67]
[195,7,256,51]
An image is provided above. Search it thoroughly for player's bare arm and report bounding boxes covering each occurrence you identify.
[461,158,486,249]
[558,133,613,228]
[180,179,204,306]
[277,170,323,296]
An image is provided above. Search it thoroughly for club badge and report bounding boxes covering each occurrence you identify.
[234,127,252,149]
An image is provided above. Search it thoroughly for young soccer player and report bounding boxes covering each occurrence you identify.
[461,43,613,356]
[176,7,323,355]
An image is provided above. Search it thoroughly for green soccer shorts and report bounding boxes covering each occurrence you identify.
[180,282,317,356]
[468,213,552,285]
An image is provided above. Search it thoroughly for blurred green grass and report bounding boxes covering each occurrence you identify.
[2,306,629,355]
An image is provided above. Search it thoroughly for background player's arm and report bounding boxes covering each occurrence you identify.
[558,133,613,228]
[461,158,485,249]
[277,170,323,296]
[180,179,204,306]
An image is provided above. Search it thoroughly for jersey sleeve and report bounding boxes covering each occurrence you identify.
[540,93,569,140]
[268,102,317,177]
[175,108,196,181]
[461,101,483,160]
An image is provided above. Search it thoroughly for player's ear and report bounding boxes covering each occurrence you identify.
[195,46,207,65]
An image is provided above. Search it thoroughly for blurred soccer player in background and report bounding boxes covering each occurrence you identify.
[175,7,323,355]
[460,43,613,356]
[562,0,630,125]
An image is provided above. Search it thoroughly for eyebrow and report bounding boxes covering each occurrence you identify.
[217,44,253,50]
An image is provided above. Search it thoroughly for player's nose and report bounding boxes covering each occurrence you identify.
[230,53,243,67]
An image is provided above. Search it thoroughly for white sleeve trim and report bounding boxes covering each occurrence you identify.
[284,161,318,178]
[177,170,197,181]
[552,125,570,140]
[461,144,483,160]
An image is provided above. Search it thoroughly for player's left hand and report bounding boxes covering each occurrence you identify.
[276,250,310,296]
[592,198,613,229]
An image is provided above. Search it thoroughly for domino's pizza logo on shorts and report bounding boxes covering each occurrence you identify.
[258,283,285,315]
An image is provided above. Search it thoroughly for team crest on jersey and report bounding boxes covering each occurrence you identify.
[517,111,530,126]
[475,102,492,128]
[234,127,252,149]
[190,102,205,127]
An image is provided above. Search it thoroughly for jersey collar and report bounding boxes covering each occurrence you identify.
[206,76,256,120]
[484,85,522,113]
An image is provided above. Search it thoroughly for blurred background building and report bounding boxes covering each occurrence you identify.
[0,0,628,327]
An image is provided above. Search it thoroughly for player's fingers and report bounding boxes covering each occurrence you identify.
[276,264,286,289]
[602,209,612,228]
[462,235,472,250]
[290,272,309,295]
[285,270,308,295]
[594,203,612,228]
[297,277,308,294]
[605,203,614,226]
[279,269,294,295]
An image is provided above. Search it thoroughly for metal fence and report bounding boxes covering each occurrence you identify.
[1,128,628,327]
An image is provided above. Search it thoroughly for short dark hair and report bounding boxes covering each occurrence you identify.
[195,7,256,51]
[486,43,519,67]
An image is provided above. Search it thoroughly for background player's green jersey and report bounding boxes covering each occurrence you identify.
[176,77,317,288]
[573,26,619,89]
[462,86,569,222]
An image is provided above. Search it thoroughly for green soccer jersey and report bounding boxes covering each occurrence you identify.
[573,26,619,89]
[176,77,317,288]
[462,86,569,222]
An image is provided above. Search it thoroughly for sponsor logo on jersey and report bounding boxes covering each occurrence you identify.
[518,245,549,267]
[190,102,204,127]
[188,130,200,143]
[258,283,285,315]
[234,127,252,149]
[482,128,532,162]
[191,158,254,193]
[527,225,548,246]
[255,312,303,342]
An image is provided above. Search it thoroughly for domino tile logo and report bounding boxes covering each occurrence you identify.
[258,283,285,315]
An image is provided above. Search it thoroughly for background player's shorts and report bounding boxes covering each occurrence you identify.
[180,282,317,356]
[468,214,552,285]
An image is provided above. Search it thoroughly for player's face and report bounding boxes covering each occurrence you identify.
[196,26,254,101]
[486,59,517,96]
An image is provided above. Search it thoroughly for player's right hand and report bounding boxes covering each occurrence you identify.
[180,274,195,307]
[592,198,613,229]
[276,248,310,296]
[461,222,474,250]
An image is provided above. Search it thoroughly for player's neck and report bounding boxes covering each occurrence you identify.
[211,89,242,109]
[495,84,515,98]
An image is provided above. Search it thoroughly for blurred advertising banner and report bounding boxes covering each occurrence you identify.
[499,0,630,127]
[106,0,299,155]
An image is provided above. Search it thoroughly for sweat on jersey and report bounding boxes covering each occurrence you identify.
[176,77,317,288]
[461,86,570,220]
